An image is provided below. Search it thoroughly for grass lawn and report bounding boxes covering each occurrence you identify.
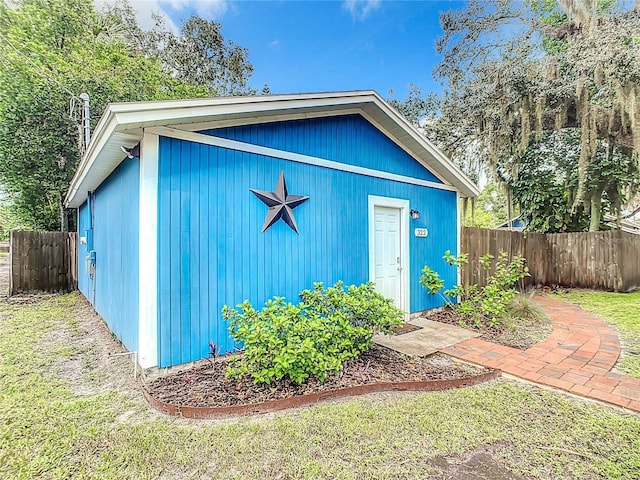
[554,290,640,378]
[0,293,639,479]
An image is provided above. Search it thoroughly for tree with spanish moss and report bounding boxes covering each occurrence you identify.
[407,0,640,232]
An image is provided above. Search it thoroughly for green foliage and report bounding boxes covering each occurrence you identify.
[0,0,253,230]
[421,250,529,328]
[103,3,254,97]
[462,183,509,229]
[505,130,639,233]
[223,281,404,385]
[419,266,444,294]
[0,192,25,240]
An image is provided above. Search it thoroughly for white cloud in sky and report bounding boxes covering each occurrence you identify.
[94,0,178,31]
[94,0,229,33]
[268,39,280,48]
[165,0,229,19]
[342,0,381,21]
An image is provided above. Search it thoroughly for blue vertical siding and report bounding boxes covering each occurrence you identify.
[89,158,140,352]
[157,133,458,367]
[77,201,90,298]
[201,115,442,184]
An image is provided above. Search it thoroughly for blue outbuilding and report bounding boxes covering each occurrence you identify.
[65,91,479,370]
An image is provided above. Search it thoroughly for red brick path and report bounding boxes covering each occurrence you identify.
[441,296,640,412]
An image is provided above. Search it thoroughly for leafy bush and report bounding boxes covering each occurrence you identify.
[421,250,529,328]
[419,266,444,294]
[223,281,404,385]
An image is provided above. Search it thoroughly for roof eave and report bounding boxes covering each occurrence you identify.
[65,91,479,208]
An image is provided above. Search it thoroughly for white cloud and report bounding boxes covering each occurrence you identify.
[164,0,229,19]
[94,0,179,32]
[342,0,381,21]
[94,0,230,33]
[268,39,280,48]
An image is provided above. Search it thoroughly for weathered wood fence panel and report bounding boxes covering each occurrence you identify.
[462,227,640,292]
[10,231,77,295]
[461,227,524,287]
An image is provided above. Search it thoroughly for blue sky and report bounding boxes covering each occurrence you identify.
[106,0,468,99]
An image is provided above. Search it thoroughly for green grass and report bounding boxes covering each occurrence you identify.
[1,293,639,479]
[554,290,640,378]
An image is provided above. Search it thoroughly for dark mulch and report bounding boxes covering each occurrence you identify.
[392,322,423,335]
[424,306,552,350]
[144,345,490,408]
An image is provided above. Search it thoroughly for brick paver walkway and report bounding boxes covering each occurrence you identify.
[441,296,640,413]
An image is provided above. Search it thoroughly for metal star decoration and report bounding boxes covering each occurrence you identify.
[250,171,309,234]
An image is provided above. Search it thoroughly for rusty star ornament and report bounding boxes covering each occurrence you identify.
[250,171,309,234]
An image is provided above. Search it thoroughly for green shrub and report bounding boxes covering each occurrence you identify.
[419,266,445,294]
[420,250,529,328]
[223,281,404,385]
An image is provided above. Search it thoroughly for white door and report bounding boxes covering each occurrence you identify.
[373,206,402,308]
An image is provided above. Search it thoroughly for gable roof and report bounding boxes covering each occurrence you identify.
[65,90,479,208]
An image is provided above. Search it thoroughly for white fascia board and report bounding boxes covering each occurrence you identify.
[105,90,378,113]
[110,94,375,130]
[178,107,455,188]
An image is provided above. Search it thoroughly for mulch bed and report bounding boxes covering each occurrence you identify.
[144,345,492,409]
[423,306,552,350]
[392,322,423,335]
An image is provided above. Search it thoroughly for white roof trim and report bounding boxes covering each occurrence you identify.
[65,90,479,207]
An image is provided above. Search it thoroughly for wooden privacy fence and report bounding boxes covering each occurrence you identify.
[10,231,77,295]
[462,227,640,292]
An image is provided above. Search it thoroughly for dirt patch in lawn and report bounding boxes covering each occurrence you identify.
[45,295,143,399]
[423,306,552,350]
[0,255,142,403]
[429,442,531,480]
[144,346,492,409]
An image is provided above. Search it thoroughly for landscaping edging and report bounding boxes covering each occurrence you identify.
[143,368,501,419]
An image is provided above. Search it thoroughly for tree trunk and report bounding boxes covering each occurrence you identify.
[506,189,513,228]
[589,191,602,232]
[60,194,69,232]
